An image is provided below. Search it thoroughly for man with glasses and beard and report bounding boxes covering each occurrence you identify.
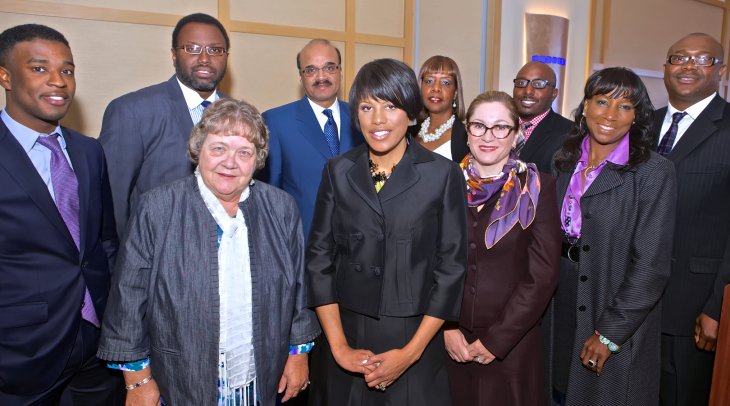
[99,13,229,238]
[258,39,363,238]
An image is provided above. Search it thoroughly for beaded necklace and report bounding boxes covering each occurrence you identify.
[418,114,456,143]
[369,159,397,193]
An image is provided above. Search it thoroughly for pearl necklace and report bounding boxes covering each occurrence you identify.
[418,114,456,143]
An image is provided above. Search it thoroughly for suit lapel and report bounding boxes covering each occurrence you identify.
[556,170,570,201]
[346,148,383,216]
[296,98,332,159]
[338,100,355,151]
[63,128,89,257]
[668,95,725,163]
[521,110,555,159]
[165,76,195,135]
[583,164,627,198]
[0,123,77,249]
[377,144,422,204]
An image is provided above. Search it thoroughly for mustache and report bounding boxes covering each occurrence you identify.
[313,79,332,86]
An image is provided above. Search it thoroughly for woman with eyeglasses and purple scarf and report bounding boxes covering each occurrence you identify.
[444,90,561,405]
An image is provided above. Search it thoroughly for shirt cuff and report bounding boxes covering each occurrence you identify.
[289,342,315,355]
[107,357,151,371]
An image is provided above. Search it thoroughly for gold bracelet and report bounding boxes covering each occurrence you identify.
[125,375,153,391]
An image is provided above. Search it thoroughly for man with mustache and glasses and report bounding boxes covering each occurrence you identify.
[258,39,363,238]
[99,13,229,239]
[657,32,730,406]
[512,61,572,174]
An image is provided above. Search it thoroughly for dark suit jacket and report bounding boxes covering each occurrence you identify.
[306,141,467,320]
[0,122,117,395]
[99,75,224,238]
[259,97,363,237]
[450,119,469,162]
[655,95,730,335]
[520,109,572,174]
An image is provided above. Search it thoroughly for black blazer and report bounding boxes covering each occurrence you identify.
[306,141,468,320]
[450,119,469,162]
[655,95,730,335]
[519,109,572,174]
[0,122,117,394]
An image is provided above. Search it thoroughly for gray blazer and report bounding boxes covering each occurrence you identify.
[99,75,225,238]
[97,176,320,405]
[544,152,676,405]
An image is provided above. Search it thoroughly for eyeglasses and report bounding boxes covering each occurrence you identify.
[467,122,516,139]
[513,78,552,89]
[300,64,340,77]
[174,44,228,56]
[667,54,723,67]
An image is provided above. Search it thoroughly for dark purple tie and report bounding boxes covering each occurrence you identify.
[36,134,100,327]
[657,112,687,156]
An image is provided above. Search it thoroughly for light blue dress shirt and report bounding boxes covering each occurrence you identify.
[1,109,71,202]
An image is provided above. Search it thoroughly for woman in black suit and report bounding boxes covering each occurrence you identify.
[306,58,468,405]
[545,67,676,405]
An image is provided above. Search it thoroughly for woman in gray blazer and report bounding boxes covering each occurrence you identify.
[97,99,320,405]
[307,59,468,405]
[545,67,677,406]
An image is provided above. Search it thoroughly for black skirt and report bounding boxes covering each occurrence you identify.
[309,307,452,406]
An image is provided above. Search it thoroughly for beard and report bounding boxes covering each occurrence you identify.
[175,61,226,93]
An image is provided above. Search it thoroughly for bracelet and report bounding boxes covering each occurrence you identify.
[596,332,621,353]
[125,375,153,391]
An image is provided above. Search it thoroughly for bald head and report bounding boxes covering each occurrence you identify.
[663,32,726,110]
[513,61,559,120]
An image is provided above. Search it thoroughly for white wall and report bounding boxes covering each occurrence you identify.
[500,0,591,118]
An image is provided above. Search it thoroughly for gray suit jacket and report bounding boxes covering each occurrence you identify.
[97,176,320,405]
[99,75,224,238]
[544,152,676,405]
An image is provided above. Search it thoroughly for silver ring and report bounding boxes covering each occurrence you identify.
[376,383,386,391]
[474,356,483,363]
[300,380,311,390]
[587,359,597,368]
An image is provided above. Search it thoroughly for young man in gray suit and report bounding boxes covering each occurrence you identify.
[99,13,229,238]
[657,32,730,406]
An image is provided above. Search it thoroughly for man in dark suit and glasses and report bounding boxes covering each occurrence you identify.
[99,13,229,239]
[512,61,572,174]
[657,32,730,406]
[0,24,122,404]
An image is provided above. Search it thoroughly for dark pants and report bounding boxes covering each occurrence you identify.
[0,321,124,406]
[660,334,715,406]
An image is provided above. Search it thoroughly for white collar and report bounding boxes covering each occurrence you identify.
[177,77,218,110]
[667,92,716,120]
[307,98,340,116]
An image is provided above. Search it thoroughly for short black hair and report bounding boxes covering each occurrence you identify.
[554,67,655,172]
[172,13,229,49]
[348,58,423,132]
[296,39,342,70]
[0,24,69,67]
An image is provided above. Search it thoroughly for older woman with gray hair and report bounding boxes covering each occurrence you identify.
[97,98,320,405]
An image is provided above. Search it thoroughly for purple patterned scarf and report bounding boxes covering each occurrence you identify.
[461,154,541,249]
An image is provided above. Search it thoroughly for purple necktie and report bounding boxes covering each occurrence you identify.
[657,112,687,156]
[323,109,340,156]
[36,134,100,327]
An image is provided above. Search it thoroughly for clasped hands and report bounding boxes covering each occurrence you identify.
[332,344,419,391]
[443,329,496,365]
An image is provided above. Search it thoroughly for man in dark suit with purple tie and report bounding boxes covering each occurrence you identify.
[657,32,730,406]
[0,24,122,404]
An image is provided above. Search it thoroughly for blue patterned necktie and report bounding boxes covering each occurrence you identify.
[36,134,100,327]
[322,109,340,156]
[657,112,687,156]
[201,100,211,109]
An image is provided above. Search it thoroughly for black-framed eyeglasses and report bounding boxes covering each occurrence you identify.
[513,78,553,89]
[467,122,516,139]
[667,54,723,67]
[300,64,340,77]
[174,44,228,56]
